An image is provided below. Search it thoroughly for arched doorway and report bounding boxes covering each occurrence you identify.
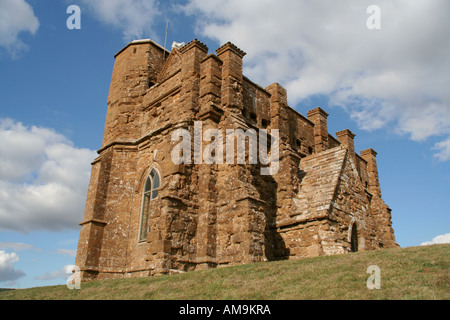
[350,223,358,252]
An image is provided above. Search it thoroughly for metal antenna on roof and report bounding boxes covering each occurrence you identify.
[163,19,169,60]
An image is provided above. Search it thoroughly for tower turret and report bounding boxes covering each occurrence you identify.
[102,40,168,147]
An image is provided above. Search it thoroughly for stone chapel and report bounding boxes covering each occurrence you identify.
[75,39,398,281]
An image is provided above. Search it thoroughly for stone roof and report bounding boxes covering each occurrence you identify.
[216,41,246,58]
[279,146,349,227]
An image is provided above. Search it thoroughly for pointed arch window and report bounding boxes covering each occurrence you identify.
[139,168,160,242]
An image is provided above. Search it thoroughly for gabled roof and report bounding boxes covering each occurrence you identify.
[156,49,182,83]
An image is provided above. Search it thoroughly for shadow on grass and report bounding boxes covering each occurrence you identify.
[0,289,15,293]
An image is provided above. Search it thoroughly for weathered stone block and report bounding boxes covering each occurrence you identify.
[149,240,172,254]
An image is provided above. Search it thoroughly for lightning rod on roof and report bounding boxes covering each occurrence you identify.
[163,19,169,60]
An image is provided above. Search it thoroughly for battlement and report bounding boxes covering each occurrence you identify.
[105,39,373,164]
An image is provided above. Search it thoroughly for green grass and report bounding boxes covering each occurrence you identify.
[1,244,448,300]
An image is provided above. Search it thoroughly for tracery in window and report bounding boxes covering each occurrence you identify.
[139,168,160,242]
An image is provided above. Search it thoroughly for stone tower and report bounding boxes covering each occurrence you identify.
[75,39,397,281]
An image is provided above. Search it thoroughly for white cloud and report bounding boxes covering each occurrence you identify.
[55,249,77,257]
[420,233,450,246]
[433,139,450,162]
[0,250,25,282]
[184,0,450,160]
[35,264,73,281]
[80,0,161,41]
[0,242,38,251]
[0,119,97,233]
[0,0,39,57]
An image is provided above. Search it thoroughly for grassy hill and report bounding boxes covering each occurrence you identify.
[1,244,448,300]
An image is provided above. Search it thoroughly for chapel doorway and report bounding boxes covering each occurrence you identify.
[351,223,358,252]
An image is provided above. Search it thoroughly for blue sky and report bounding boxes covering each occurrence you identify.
[0,0,449,289]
